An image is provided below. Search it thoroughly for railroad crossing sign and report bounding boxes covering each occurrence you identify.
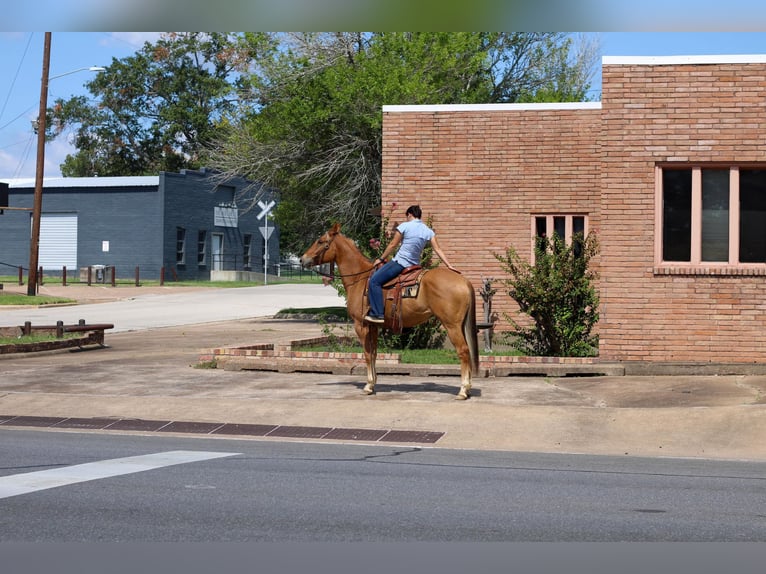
[256,200,275,221]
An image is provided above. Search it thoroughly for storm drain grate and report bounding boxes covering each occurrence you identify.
[323,428,389,441]
[380,430,444,444]
[1,416,444,444]
[53,417,122,430]
[104,419,172,432]
[3,415,67,427]
[213,423,278,436]
[267,425,334,439]
[156,421,225,434]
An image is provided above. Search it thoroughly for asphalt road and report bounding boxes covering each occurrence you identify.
[2,429,766,542]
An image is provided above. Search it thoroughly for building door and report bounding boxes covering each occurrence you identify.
[38,213,78,270]
[212,233,223,270]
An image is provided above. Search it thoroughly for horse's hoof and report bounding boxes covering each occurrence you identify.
[455,392,469,400]
[363,386,375,395]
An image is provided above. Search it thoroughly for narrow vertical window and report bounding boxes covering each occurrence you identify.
[197,230,207,265]
[243,234,252,269]
[662,169,692,262]
[176,227,186,264]
[553,216,566,239]
[535,216,547,253]
[572,216,585,258]
[739,169,766,263]
[701,169,729,262]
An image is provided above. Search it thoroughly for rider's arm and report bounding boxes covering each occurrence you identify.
[430,236,457,271]
[375,231,402,264]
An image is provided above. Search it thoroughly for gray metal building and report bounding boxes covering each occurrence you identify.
[0,168,278,282]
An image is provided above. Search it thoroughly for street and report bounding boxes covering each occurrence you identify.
[2,428,765,542]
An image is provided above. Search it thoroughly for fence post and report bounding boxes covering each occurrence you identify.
[18,266,23,285]
[38,266,43,286]
[135,266,140,286]
[87,266,92,286]
[62,266,67,287]
[110,266,116,287]
[160,267,165,286]
[23,321,31,336]
[56,320,64,338]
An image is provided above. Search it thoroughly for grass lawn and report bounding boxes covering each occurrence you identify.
[0,332,80,345]
[278,307,520,364]
[0,292,74,306]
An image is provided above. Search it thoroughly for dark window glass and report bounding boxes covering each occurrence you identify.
[662,169,692,261]
[176,227,186,264]
[535,216,547,253]
[553,216,566,238]
[740,169,766,263]
[701,169,729,262]
[572,216,585,258]
[197,230,207,265]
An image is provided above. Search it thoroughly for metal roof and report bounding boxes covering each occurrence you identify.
[5,176,160,189]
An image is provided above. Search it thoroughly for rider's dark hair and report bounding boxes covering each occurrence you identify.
[406,205,422,218]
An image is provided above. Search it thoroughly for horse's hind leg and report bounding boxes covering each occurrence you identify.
[444,323,471,400]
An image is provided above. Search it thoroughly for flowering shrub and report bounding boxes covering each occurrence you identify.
[494,232,600,357]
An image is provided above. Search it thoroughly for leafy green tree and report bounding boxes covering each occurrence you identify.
[494,232,600,357]
[47,32,257,176]
[209,32,599,255]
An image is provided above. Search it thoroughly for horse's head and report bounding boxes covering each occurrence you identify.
[300,223,342,268]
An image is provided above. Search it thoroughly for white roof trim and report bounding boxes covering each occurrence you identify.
[6,176,160,189]
[603,54,766,66]
[383,102,601,113]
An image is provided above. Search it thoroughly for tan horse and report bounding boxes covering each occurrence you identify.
[300,223,479,399]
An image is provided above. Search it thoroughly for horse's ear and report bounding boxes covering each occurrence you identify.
[330,222,341,235]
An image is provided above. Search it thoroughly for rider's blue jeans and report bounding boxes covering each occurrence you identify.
[368,260,404,317]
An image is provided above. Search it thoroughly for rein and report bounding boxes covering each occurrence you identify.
[315,265,375,280]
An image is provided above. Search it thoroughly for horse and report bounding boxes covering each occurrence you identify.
[300,223,479,399]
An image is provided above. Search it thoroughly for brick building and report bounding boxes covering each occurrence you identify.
[382,55,766,363]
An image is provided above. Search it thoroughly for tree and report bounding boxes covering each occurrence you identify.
[47,32,256,176]
[494,232,600,357]
[208,32,599,255]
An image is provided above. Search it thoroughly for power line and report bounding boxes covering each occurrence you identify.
[0,32,34,129]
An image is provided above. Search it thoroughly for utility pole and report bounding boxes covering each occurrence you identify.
[27,32,51,296]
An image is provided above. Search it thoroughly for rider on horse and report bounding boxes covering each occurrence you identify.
[365,205,457,324]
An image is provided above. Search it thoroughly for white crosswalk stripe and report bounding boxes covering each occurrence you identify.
[0,450,240,499]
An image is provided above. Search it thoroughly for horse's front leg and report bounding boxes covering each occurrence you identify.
[362,324,379,395]
[354,321,379,395]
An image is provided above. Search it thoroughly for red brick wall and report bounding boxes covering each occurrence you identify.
[382,105,601,325]
[383,59,766,363]
[599,61,766,362]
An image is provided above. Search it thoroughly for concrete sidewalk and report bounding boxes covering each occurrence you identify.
[1,282,765,461]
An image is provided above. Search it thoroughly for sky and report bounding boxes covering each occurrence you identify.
[1,31,766,181]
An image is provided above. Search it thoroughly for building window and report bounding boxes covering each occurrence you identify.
[243,234,252,269]
[176,227,186,265]
[197,230,207,266]
[656,165,766,272]
[532,214,587,258]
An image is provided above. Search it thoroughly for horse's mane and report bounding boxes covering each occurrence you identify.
[334,231,372,263]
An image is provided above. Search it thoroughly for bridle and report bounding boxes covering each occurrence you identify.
[309,231,377,283]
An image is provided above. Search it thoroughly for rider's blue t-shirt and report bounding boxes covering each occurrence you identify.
[393,219,434,267]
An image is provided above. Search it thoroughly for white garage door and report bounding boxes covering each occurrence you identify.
[39,213,78,270]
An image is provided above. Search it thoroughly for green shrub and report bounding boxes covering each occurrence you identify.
[494,232,599,357]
